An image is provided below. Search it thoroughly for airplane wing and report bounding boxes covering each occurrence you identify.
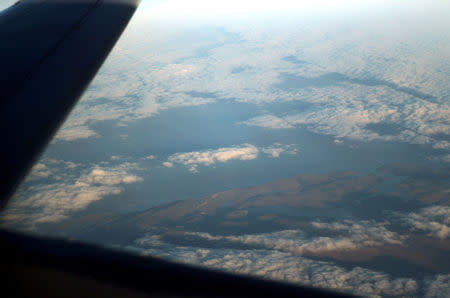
[0,1,353,297]
[0,0,140,207]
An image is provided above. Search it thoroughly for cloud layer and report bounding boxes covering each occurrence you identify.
[131,213,449,297]
[132,242,421,297]
[176,218,404,256]
[49,0,450,157]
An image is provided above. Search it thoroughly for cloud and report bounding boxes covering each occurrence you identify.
[433,141,450,150]
[131,214,449,296]
[402,206,450,240]
[425,274,450,298]
[163,143,298,172]
[132,243,419,297]
[48,2,450,163]
[310,220,405,246]
[44,0,450,151]
[29,163,51,178]
[261,143,297,158]
[1,161,143,227]
[428,154,450,163]
[82,167,142,186]
[163,144,258,172]
[131,215,450,296]
[54,125,98,142]
[26,160,79,181]
[242,95,449,153]
[240,115,294,129]
[181,219,404,256]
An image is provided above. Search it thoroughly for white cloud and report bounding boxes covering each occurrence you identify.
[240,115,294,129]
[130,215,450,296]
[135,219,402,262]
[54,125,98,142]
[33,163,46,171]
[162,161,174,168]
[82,167,142,186]
[262,143,297,158]
[1,162,143,227]
[181,219,404,256]
[163,143,298,172]
[310,220,405,246]
[133,243,419,297]
[164,144,259,172]
[26,160,78,181]
[433,141,450,150]
[242,93,449,152]
[29,163,51,178]
[402,206,450,240]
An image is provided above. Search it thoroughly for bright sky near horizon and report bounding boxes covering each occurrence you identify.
[140,0,445,18]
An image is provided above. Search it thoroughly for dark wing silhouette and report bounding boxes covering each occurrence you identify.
[0,1,354,297]
[0,0,140,207]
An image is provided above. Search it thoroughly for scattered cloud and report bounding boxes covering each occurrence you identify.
[163,143,298,172]
[162,161,174,168]
[181,219,404,255]
[29,163,51,179]
[54,125,98,142]
[310,220,405,246]
[242,96,449,153]
[402,206,450,240]
[164,144,258,173]
[262,143,297,158]
[26,160,78,181]
[1,161,143,227]
[433,141,450,150]
[240,115,294,129]
[83,167,142,186]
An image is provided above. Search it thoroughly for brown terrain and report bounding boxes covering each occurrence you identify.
[69,166,449,275]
